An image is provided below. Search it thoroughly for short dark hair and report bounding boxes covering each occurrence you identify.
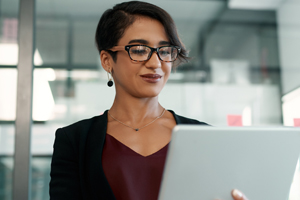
[95,1,188,66]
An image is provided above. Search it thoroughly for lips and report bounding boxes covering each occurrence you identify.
[140,74,162,83]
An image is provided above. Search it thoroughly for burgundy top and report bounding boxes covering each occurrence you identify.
[102,134,169,200]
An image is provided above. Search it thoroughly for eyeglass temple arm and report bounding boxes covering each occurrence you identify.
[109,46,125,52]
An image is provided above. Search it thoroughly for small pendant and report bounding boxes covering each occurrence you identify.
[135,128,139,131]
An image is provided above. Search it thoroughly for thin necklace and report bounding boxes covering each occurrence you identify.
[108,108,166,131]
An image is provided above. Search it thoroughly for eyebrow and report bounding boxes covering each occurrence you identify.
[158,41,171,45]
[128,39,171,46]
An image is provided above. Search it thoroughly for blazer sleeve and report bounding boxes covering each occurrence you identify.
[49,128,81,200]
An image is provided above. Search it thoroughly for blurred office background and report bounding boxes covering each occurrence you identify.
[1,0,300,199]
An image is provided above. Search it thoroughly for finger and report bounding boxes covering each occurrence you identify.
[231,189,248,200]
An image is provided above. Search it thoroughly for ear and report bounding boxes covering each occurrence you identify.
[100,50,114,72]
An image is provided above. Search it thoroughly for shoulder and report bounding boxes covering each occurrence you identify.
[60,115,102,133]
[168,110,209,126]
[56,111,108,140]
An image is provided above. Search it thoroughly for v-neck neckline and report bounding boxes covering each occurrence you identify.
[106,133,169,158]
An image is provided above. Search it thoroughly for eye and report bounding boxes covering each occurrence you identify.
[159,48,172,56]
[131,49,148,55]
[130,46,149,56]
[159,50,171,56]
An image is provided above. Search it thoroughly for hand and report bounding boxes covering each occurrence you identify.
[214,189,248,200]
[231,189,248,200]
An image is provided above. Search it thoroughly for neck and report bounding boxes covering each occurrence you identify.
[109,94,164,124]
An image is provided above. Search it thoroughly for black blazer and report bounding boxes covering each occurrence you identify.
[49,110,208,200]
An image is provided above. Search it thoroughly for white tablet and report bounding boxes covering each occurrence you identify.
[158,126,300,200]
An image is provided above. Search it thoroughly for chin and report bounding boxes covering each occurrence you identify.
[138,88,162,98]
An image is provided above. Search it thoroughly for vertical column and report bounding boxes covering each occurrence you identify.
[13,0,35,199]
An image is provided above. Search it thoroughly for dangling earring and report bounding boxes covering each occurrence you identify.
[107,71,113,87]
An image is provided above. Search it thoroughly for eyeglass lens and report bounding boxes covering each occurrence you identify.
[129,46,178,62]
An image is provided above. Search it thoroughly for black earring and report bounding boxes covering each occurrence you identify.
[107,79,113,87]
[107,71,113,87]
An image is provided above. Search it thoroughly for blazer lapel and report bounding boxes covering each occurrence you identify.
[84,110,116,200]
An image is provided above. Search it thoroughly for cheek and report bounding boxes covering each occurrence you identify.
[113,59,139,83]
[113,55,128,74]
[163,65,172,80]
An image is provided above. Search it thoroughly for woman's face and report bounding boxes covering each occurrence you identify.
[110,16,172,98]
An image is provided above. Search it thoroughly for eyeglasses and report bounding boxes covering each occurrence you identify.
[109,45,181,62]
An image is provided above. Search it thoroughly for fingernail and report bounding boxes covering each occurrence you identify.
[232,189,243,198]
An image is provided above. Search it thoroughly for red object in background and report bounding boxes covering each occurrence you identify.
[294,118,300,127]
[3,18,18,42]
[227,115,243,126]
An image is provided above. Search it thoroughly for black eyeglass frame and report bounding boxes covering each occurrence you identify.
[109,44,181,62]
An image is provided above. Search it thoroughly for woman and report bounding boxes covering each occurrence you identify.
[49,1,248,200]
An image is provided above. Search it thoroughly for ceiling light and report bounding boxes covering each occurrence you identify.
[228,0,284,10]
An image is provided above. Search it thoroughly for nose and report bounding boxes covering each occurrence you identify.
[145,51,162,69]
